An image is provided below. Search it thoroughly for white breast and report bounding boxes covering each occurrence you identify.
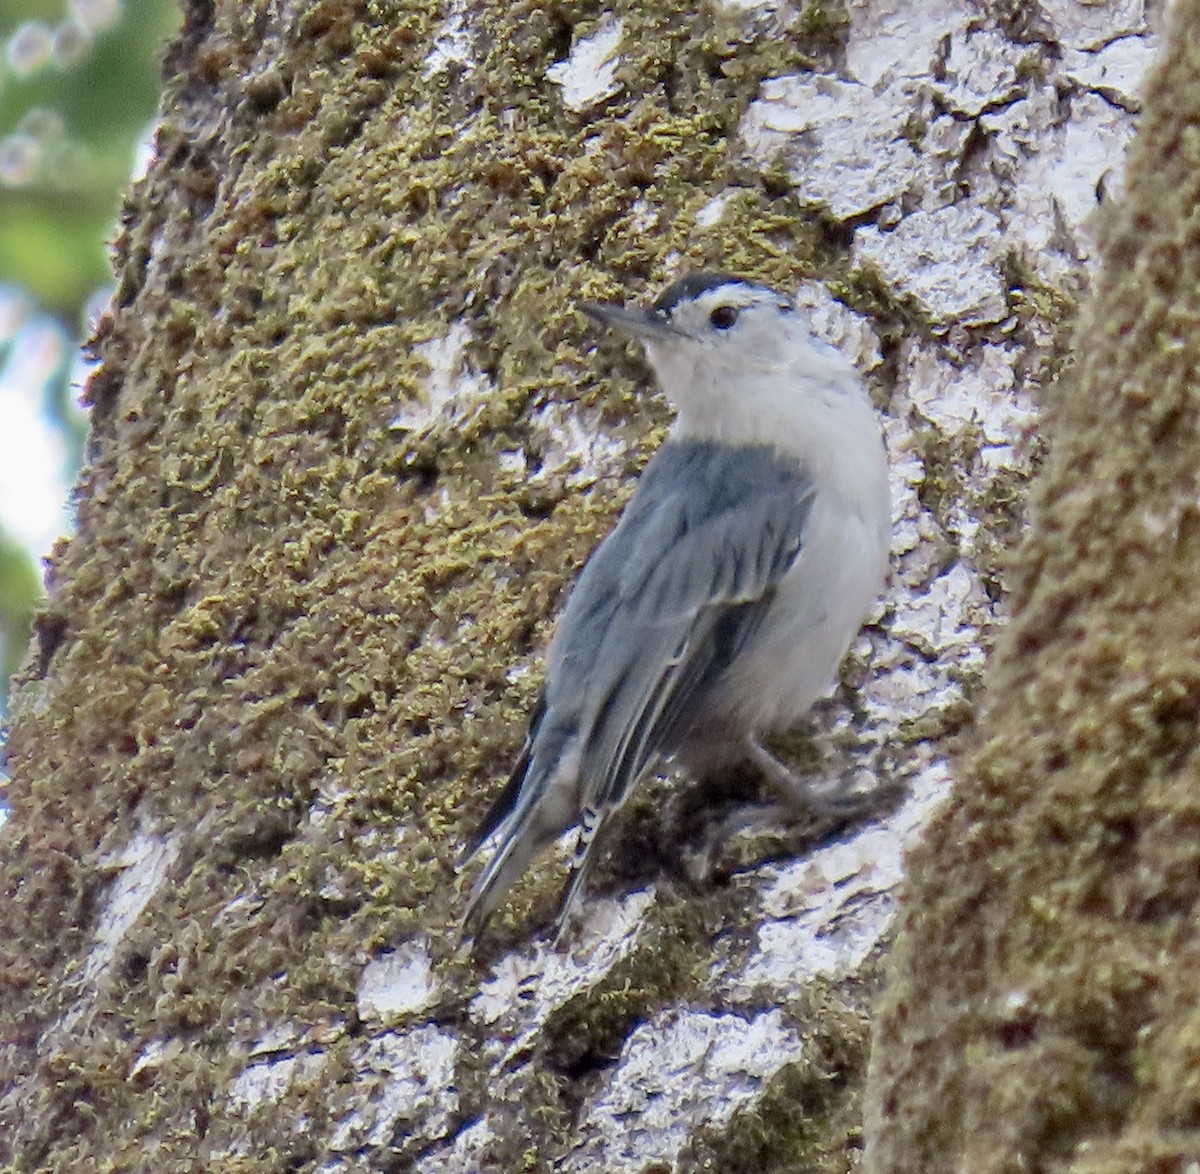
[722,488,889,732]
[671,351,891,738]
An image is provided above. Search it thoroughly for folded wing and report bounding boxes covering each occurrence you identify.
[462,440,815,936]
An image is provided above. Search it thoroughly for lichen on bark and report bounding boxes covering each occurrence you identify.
[865,2,1200,1168]
[0,0,872,1169]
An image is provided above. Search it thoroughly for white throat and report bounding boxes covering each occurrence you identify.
[651,332,888,534]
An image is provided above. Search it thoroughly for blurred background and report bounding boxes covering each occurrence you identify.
[0,0,178,715]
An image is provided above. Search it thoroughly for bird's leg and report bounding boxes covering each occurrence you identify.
[672,740,903,884]
[744,736,899,818]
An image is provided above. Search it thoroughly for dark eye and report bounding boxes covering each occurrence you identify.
[709,305,739,330]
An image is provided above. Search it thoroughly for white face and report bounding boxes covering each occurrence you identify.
[586,273,874,453]
[640,281,805,376]
[584,275,862,422]
[625,280,862,413]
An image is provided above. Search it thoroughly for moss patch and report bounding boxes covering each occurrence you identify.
[0,0,904,1167]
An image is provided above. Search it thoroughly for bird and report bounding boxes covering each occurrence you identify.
[459,272,891,941]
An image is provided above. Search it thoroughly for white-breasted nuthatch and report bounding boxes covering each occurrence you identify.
[461,272,890,940]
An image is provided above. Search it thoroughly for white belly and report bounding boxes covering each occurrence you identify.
[708,491,889,734]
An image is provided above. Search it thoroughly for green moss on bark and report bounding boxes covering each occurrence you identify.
[0,0,897,1168]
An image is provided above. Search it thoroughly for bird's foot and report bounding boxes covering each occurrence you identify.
[744,737,905,817]
[675,740,905,882]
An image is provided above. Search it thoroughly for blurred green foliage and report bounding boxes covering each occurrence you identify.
[1,0,179,313]
[0,0,178,711]
[0,528,40,691]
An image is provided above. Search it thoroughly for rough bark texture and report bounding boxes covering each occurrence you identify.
[865,3,1200,1171]
[0,1,1152,1171]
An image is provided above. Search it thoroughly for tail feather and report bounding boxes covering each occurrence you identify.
[459,765,575,938]
[551,804,607,942]
[456,693,547,871]
[456,751,531,870]
[459,728,576,940]
[460,816,538,939]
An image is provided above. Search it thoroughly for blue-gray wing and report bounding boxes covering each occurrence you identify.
[548,440,816,817]
[460,439,816,937]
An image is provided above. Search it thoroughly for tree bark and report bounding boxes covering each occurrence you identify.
[0,1,1152,1170]
[866,3,1200,1170]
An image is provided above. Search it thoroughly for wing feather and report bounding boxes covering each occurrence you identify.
[463,439,816,936]
[560,441,816,817]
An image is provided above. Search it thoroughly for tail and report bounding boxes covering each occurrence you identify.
[458,758,537,939]
[460,807,545,940]
[459,696,577,939]
[459,765,575,940]
[457,692,546,872]
[457,746,534,871]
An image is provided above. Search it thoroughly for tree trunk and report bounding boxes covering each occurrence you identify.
[865,2,1200,1170]
[0,1,1152,1170]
